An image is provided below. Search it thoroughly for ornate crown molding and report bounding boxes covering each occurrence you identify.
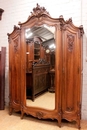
[29,3,50,18]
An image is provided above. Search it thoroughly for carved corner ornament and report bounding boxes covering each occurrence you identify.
[0,8,4,20]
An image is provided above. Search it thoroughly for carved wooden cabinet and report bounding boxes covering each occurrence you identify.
[7,4,84,129]
[32,62,50,101]
[26,36,45,72]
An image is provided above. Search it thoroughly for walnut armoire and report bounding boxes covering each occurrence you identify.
[7,4,84,129]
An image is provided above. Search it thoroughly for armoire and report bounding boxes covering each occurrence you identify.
[7,4,84,129]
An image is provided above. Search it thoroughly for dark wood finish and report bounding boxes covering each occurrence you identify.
[32,60,50,101]
[26,36,48,101]
[0,8,4,20]
[48,69,55,92]
[7,26,21,114]
[26,59,50,101]
[0,47,6,110]
[8,4,84,129]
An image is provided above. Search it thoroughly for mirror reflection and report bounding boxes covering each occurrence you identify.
[25,25,55,110]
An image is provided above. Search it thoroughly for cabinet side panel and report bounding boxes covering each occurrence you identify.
[9,30,21,112]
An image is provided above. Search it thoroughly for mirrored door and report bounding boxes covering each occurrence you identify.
[25,25,56,110]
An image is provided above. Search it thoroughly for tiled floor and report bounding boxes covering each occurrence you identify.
[0,107,87,130]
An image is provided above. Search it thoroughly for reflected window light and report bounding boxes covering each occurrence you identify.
[25,28,30,33]
[49,44,56,49]
[25,32,33,39]
[25,28,33,39]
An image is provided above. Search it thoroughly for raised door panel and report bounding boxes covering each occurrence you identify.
[62,29,81,121]
[9,30,21,112]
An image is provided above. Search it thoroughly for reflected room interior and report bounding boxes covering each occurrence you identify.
[25,25,55,110]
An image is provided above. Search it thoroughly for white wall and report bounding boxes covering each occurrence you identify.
[0,0,87,120]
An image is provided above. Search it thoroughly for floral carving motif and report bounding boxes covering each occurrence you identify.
[30,3,50,17]
[14,39,18,53]
[66,107,73,111]
[67,34,74,52]
[36,111,44,119]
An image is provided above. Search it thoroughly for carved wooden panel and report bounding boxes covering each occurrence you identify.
[62,29,81,122]
[8,28,21,113]
[32,64,50,101]
[12,37,21,104]
[67,34,74,52]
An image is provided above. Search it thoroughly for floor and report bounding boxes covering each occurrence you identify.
[26,91,55,110]
[0,107,87,130]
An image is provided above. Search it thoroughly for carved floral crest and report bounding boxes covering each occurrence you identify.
[30,3,50,17]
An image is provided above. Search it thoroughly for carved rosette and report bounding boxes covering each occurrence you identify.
[67,34,74,52]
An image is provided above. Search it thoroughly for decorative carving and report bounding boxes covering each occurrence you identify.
[33,67,49,74]
[77,102,81,117]
[36,111,44,119]
[58,105,61,116]
[29,3,50,18]
[7,4,84,129]
[79,25,84,37]
[0,8,4,20]
[67,34,74,51]
[13,25,20,31]
[14,39,19,53]
[66,17,72,23]
[33,59,49,66]
[66,107,73,111]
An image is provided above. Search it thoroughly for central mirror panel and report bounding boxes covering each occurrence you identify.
[25,25,55,110]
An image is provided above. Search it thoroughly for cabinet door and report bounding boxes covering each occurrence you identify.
[62,28,81,123]
[9,29,21,112]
